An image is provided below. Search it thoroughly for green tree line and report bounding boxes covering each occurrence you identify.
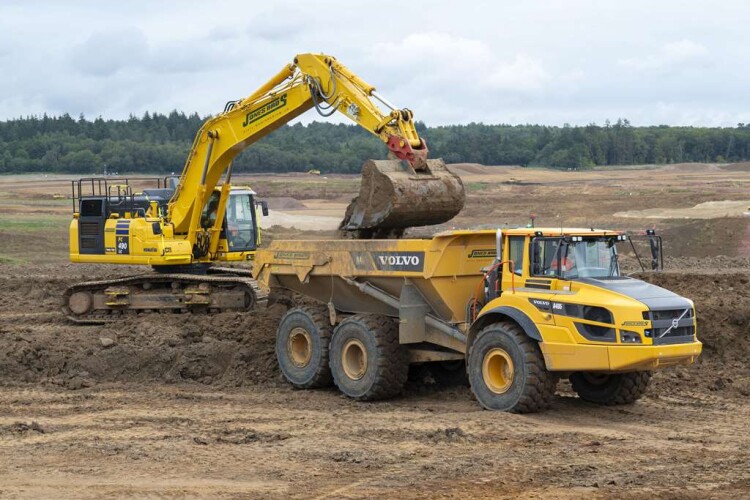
[1,113,749,174]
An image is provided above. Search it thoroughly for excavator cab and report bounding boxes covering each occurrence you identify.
[201,187,267,258]
[223,189,259,252]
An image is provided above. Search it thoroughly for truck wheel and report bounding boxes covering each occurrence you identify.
[570,371,651,405]
[275,306,333,389]
[329,314,408,401]
[467,322,557,413]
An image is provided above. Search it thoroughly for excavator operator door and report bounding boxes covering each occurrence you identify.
[224,190,260,252]
[200,188,266,257]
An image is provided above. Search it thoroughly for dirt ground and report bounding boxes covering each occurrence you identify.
[0,164,749,498]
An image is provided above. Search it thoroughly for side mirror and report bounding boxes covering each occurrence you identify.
[647,231,662,271]
[259,201,269,217]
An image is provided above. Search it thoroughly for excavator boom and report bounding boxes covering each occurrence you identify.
[167,53,464,247]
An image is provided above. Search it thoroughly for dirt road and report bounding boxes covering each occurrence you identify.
[1,378,747,498]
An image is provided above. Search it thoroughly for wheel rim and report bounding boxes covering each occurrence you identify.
[342,339,368,380]
[482,348,514,394]
[288,327,312,367]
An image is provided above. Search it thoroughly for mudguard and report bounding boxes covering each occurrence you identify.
[469,306,543,346]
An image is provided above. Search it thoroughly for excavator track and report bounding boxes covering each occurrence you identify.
[62,267,268,324]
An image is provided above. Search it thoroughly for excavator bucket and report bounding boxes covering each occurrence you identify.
[340,159,465,238]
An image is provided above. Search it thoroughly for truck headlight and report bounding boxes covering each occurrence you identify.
[620,330,642,344]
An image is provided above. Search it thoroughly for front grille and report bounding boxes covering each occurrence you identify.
[651,325,694,341]
[643,308,693,321]
[644,307,696,345]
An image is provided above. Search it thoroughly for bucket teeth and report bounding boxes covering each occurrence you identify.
[340,158,465,238]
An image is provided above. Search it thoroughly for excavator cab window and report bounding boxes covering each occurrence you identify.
[224,192,257,252]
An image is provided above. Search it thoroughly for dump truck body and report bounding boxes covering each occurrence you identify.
[254,228,702,411]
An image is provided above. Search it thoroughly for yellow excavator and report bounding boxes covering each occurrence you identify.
[63,53,465,322]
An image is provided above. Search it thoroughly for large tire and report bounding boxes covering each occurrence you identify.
[570,371,651,405]
[467,322,557,413]
[275,306,333,389]
[329,314,409,401]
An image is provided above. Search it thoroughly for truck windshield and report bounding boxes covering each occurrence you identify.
[532,238,619,279]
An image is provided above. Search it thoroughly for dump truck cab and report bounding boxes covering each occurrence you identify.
[472,228,701,374]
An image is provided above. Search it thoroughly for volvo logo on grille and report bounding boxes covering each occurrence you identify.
[671,318,680,328]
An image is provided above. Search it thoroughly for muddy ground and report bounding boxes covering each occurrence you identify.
[0,165,749,498]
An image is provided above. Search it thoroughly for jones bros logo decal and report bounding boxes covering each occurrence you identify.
[371,252,424,272]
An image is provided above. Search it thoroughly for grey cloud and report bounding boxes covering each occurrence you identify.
[70,28,149,77]
[1,0,749,126]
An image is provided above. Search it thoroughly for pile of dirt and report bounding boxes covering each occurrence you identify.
[263,197,306,210]
[0,267,287,389]
[0,306,285,389]
[661,162,719,172]
[723,161,750,172]
[660,218,750,258]
[0,306,286,390]
[636,272,750,397]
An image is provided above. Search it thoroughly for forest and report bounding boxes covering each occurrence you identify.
[1,112,749,174]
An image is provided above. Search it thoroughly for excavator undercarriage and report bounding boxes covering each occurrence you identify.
[63,267,267,323]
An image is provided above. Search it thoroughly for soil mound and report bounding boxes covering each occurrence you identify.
[0,270,286,389]
[636,272,750,397]
[448,163,515,176]
[263,197,306,210]
[723,161,750,172]
[0,306,286,390]
[660,162,718,172]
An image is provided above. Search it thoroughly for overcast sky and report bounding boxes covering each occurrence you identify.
[1,0,748,126]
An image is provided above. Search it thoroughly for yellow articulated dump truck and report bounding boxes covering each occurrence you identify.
[253,228,702,412]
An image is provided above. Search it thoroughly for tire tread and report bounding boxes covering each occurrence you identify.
[277,306,333,389]
[331,314,408,401]
[571,371,651,405]
[468,321,557,413]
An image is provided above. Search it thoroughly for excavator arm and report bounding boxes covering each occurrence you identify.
[168,53,464,254]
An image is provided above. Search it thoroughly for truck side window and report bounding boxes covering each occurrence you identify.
[508,236,525,275]
[531,239,562,276]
